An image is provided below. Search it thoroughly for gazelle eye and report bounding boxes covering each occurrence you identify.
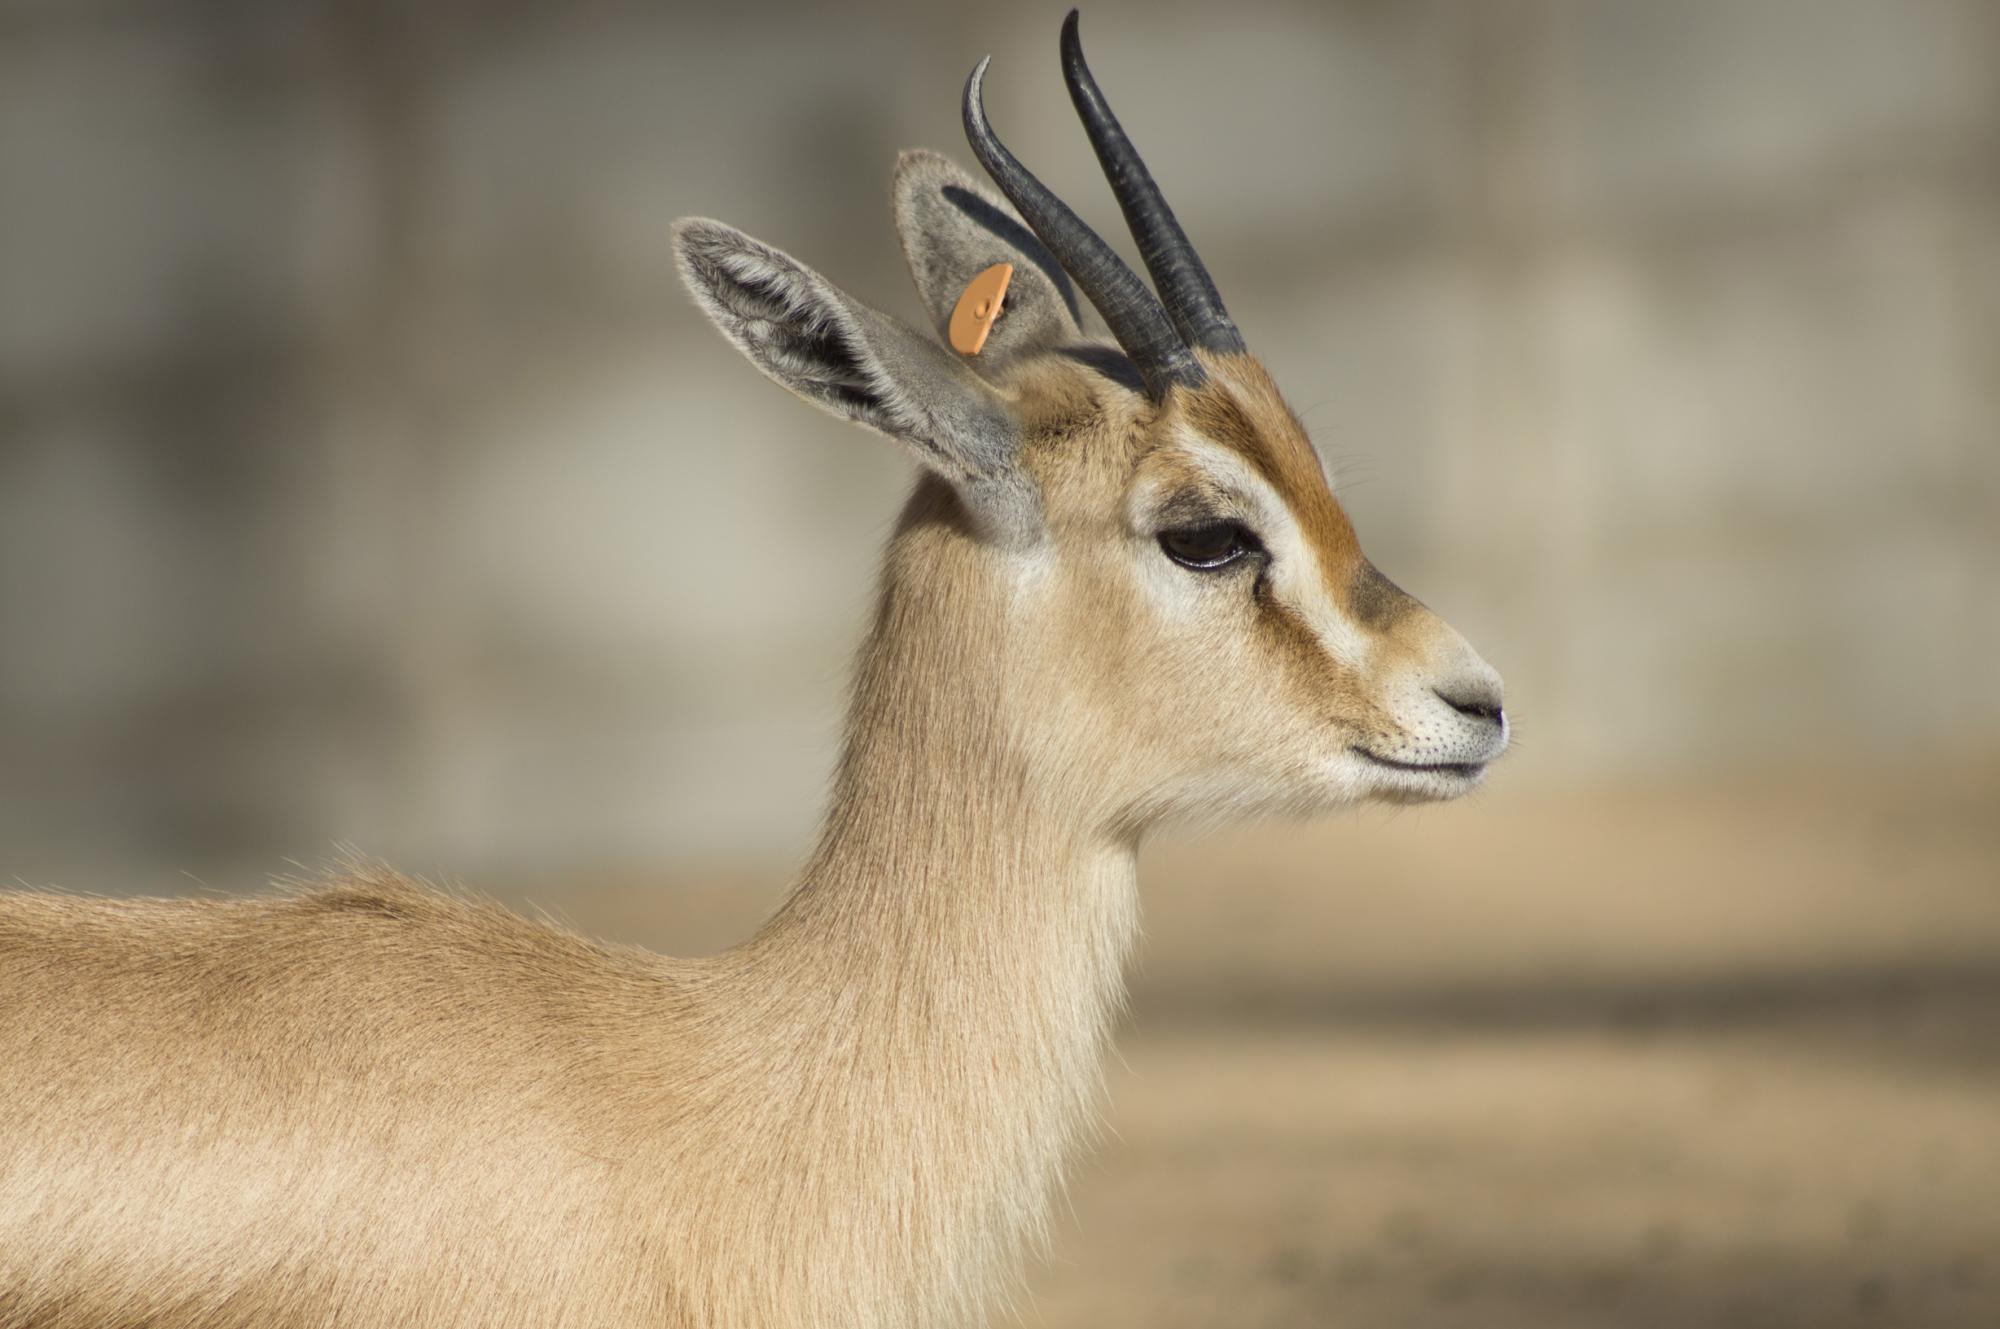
[1158,521,1260,571]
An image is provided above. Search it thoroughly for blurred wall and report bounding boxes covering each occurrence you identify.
[2,0,1997,887]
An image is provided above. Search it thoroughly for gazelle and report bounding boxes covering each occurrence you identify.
[0,13,1505,1329]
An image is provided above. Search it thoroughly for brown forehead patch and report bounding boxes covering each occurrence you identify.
[1179,355,1364,585]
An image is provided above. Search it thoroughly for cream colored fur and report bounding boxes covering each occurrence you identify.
[0,156,1505,1328]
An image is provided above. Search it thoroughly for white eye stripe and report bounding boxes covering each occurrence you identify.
[1163,439,1283,531]
[1170,434,1371,669]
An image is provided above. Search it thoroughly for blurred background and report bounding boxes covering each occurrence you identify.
[2,0,1996,1324]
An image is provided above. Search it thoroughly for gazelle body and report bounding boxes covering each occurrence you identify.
[0,15,1505,1328]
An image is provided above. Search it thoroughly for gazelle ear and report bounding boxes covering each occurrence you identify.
[893,150,1082,373]
[674,218,1035,535]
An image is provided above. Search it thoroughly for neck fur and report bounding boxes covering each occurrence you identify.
[692,493,1140,1327]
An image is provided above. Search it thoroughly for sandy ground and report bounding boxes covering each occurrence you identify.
[1026,762,2000,1328]
[1029,1019,1996,1328]
[510,758,1999,1327]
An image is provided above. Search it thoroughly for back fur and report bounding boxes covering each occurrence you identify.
[2,870,698,1327]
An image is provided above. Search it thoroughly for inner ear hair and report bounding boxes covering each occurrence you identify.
[674,221,917,440]
[674,218,1040,543]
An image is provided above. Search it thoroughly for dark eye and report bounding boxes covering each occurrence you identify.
[1158,521,1261,571]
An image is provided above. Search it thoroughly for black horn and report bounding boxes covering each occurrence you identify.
[1059,10,1245,356]
[962,55,1205,398]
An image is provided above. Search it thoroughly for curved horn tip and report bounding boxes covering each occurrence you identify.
[962,56,994,134]
[959,30,1206,399]
[1055,5,1247,358]
[1059,10,1091,88]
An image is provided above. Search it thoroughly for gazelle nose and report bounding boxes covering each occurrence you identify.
[1434,680,1504,725]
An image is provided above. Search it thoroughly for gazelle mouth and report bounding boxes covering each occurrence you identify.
[1352,748,1486,780]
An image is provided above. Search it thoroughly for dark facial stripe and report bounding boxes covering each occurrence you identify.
[1348,559,1420,631]
[1252,578,1380,732]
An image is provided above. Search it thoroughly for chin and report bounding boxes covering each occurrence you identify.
[1365,764,1489,804]
[1303,749,1482,806]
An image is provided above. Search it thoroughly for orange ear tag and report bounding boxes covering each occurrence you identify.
[948,262,1013,356]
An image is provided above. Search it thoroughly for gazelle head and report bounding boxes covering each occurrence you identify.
[676,12,1506,829]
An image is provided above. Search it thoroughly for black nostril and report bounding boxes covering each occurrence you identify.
[1434,685,1504,724]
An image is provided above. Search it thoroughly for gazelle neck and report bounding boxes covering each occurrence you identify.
[725,486,1141,1324]
[770,480,1136,961]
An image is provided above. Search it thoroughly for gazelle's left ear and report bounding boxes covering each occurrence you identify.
[893,150,1082,373]
[674,218,1034,536]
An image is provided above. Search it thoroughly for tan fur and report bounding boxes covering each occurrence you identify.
[0,325,1501,1325]
[1185,355,1364,582]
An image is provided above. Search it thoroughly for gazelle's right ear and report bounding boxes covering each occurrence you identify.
[673,218,1036,538]
[893,150,1082,372]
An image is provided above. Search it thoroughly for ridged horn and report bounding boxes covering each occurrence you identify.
[1060,10,1245,355]
[962,55,1205,398]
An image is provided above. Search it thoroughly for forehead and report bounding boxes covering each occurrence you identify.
[1013,353,1359,566]
[1176,358,1355,557]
